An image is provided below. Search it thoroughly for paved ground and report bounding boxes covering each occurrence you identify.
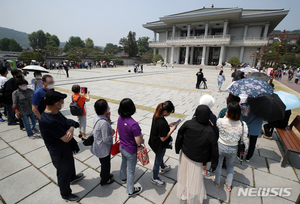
[0,65,299,204]
[275,74,300,93]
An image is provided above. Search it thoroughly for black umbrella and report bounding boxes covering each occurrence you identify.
[231,70,244,80]
[248,94,286,122]
[247,72,270,82]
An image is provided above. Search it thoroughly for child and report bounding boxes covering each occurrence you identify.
[71,85,90,140]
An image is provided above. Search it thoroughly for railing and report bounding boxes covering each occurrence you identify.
[231,37,268,46]
[149,35,268,47]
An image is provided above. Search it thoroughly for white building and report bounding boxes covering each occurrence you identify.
[143,7,289,66]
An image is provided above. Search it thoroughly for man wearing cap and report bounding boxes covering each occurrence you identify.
[196,68,204,89]
[39,90,83,202]
[32,75,54,120]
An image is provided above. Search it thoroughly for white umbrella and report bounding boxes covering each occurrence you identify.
[240,66,254,73]
[22,65,49,73]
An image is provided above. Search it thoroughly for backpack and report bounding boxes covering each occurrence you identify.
[70,95,83,116]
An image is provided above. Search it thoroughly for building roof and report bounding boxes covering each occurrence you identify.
[143,7,289,33]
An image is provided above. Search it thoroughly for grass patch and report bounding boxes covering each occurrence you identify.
[54,87,186,119]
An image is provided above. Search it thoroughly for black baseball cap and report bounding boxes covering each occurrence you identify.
[44,90,67,105]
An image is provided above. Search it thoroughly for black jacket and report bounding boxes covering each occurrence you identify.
[3,78,17,104]
[175,105,219,171]
[196,71,203,81]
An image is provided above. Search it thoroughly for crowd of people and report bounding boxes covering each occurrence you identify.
[0,65,293,204]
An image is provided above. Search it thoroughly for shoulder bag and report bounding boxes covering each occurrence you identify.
[110,126,120,156]
[238,121,245,154]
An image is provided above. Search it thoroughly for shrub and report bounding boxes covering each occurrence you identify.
[95,54,110,62]
[111,58,123,65]
[227,56,241,67]
[152,54,163,62]
[64,54,81,62]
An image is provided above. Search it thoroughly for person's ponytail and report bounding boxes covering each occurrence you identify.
[153,103,164,120]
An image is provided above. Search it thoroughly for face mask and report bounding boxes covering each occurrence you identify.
[36,75,42,79]
[107,107,110,113]
[19,85,27,90]
[57,102,64,110]
[46,84,54,89]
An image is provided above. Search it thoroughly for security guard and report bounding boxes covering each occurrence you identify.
[196,68,204,89]
[39,91,83,202]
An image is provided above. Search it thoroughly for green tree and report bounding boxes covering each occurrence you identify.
[85,38,94,49]
[0,38,22,51]
[137,37,150,54]
[42,45,60,55]
[8,39,23,52]
[47,35,60,47]
[119,31,138,57]
[153,54,163,62]
[33,52,44,62]
[141,49,153,62]
[28,30,47,49]
[95,54,110,62]
[64,36,85,52]
[227,56,240,67]
[0,38,10,51]
[65,54,81,62]
[104,43,119,55]
[18,51,34,64]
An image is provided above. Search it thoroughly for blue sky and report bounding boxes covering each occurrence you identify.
[1,0,299,46]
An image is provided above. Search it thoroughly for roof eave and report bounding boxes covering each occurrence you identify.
[159,7,243,21]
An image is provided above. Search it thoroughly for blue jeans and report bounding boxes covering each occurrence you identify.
[21,113,36,136]
[153,148,166,179]
[6,104,15,124]
[119,146,137,194]
[215,142,238,186]
[218,81,223,89]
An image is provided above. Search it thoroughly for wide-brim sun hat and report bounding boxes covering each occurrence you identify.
[199,95,215,109]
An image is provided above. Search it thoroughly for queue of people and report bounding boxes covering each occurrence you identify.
[0,67,290,204]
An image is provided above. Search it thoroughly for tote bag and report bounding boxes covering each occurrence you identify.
[137,144,149,165]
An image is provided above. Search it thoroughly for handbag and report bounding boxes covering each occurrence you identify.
[238,121,245,153]
[137,144,149,165]
[83,119,102,146]
[110,126,120,156]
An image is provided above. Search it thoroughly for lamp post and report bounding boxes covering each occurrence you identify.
[35,45,41,63]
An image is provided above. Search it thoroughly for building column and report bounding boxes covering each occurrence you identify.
[153,48,156,56]
[223,21,228,36]
[190,47,194,64]
[218,45,225,66]
[184,46,189,65]
[164,47,168,63]
[154,31,157,41]
[263,23,270,37]
[201,45,206,65]
[172,25,176,38]
[205,46,210,65]
[187,24,191,38]
[243,24,249,38]
[204,22,209,37]
[240,47,245,63]
[170,46,174,64]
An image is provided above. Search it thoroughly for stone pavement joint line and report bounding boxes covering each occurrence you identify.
[109,79,211,93]
[54,86,186,119]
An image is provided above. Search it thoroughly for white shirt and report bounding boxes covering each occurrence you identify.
[0,76,8,88]
[217,117,249,150]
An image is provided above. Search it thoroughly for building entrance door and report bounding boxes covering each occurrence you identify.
[193,47,203,65]
[208,47,220,65]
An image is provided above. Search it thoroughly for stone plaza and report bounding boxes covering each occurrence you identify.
[0,65,299,204]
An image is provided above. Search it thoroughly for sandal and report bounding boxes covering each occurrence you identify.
[226,183,232,192]
[215,182,220,188]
